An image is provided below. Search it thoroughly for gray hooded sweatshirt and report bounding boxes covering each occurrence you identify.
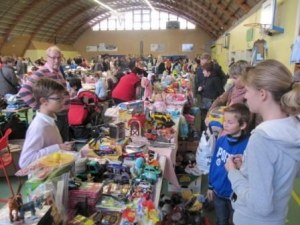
[228,116,300,225]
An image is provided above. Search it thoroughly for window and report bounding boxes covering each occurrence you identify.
[100,20,108,31]
[108,18,116,30]
[91,10,195,31]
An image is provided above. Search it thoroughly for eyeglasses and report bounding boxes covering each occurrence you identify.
[47,55,62,60]
[47,97,64,102]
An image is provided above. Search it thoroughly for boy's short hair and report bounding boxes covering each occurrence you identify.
[33,78,66,105]
[224,103,251,131]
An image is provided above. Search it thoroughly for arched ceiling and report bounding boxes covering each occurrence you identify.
[0,0,261,45]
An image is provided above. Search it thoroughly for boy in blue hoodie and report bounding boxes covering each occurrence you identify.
[207,103,250,225]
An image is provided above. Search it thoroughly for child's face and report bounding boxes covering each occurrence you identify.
[44,93,64,113]
[223,112,245,137]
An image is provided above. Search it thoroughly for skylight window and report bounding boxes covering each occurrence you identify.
[91,10,195,31]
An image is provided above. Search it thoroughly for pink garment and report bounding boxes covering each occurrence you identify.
[229,84,246,105]
[141,77,153,100]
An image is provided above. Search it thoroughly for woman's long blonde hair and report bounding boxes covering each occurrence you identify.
[242,59,300,115]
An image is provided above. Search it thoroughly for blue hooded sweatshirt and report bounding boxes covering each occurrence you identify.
[208,134,249,198]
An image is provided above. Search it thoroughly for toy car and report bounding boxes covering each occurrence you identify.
[122,151,145,160]
[106,163,130,174]
[113,172,131,185]
[136,181,153,193]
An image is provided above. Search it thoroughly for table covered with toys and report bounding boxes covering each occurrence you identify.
[0,72,208,225]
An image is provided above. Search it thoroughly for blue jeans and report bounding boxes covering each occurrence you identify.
[213,194,233,225]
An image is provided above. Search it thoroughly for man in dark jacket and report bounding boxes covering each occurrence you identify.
[195,53,227,94]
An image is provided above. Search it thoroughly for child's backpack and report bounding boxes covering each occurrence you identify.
[195,126,216,174]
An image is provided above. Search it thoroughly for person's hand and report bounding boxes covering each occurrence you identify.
[232,154,243,169]
[205,116,210,126]
[59,142,74,151]
[207,189,214,201]
[225,156,237,171]
[198,86,203,92]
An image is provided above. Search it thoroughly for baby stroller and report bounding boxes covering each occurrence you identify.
[68,90,104,140]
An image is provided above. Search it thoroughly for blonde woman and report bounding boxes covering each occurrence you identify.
[225,59,300,225]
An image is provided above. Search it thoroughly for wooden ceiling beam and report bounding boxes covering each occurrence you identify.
[235,0,251,12]
[0,0,41,52]
[46,4,98,43]
[209,0,238,20]
[161,0,226,27]
[21,0,82,56]
[31,0,82,39]
[60,11,105,44]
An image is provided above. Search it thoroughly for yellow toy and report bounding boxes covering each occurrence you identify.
[181,190,202,212]
[207,106,226,128]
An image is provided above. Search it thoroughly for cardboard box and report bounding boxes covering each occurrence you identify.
[118,100,144,114]
[118,100,144,127]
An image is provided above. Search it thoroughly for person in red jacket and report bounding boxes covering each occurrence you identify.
[112,62,142,104]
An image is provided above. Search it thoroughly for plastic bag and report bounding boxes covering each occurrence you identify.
[196,126,216,174]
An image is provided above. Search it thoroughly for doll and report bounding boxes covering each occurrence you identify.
[152,92,167,113]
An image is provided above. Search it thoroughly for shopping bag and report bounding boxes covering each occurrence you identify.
[195,126,216,174]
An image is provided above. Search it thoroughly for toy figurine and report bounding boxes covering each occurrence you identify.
[19,196,44,220]
[8,193,22,222]
[8,184,23,222]
[130,157,144,178]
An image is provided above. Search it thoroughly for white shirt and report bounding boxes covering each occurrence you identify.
[19,112,62,168]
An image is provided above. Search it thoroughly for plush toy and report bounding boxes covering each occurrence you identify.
[152,93,167,113]
[130,157,144,177]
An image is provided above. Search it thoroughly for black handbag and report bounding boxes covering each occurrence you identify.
[3,114,28,139]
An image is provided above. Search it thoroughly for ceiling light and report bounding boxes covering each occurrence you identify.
[143,0,155,11]
[94,0,118,14]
